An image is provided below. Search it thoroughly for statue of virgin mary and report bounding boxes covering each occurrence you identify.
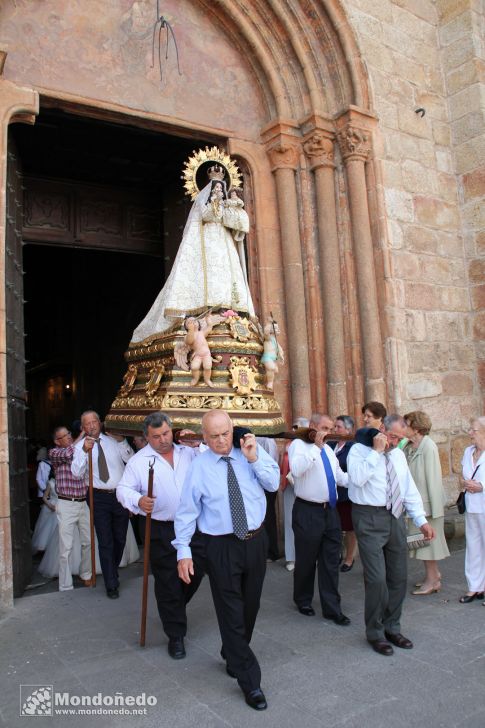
[131,158,255,344]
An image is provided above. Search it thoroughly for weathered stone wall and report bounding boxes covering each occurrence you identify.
[439,0,485,482]
[0,0,268,139]
[342,0,483,497]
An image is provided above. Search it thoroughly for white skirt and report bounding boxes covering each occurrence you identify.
[31,504,57,553]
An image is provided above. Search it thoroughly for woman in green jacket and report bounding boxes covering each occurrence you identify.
[404,411,450,595]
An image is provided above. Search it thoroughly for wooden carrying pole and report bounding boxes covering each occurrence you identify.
[88,450,96,587]
[173,429,354,445]
[140,458,155,647]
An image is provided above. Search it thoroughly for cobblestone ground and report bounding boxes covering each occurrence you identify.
[1,545,484,728]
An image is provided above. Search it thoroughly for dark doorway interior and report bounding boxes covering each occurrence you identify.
[23,244,163,440]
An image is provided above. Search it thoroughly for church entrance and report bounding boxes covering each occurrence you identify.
[8,106,216,595]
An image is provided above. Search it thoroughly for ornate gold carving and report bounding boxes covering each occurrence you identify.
[119,364,138,398]
[337,125,371,161]
[145,365,165,400]
[303,133,335,170]
[228,356,258,395]
[110,391,281,413]
[106,413,286,431]
[228,316,252,342]
[182,146,243,200]
[266,143,300,171]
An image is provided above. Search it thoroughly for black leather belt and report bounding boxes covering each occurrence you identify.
[208,523,265,541]
[58,495,86,502]
[296,496,330,509]
[93,488,117,494]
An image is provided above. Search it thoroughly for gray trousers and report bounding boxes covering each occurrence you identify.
[351,504,407,641]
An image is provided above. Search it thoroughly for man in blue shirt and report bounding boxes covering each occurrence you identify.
[173,410,279,711]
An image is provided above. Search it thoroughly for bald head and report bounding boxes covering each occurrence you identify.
[202,411,233,456]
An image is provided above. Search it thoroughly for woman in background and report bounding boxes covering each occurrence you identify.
[404,411,449,595]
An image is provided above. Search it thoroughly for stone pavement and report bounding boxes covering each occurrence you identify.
[1,546,485,728]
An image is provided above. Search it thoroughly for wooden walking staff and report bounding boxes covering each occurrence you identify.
[87,450,96,587]
[140,458,155,647]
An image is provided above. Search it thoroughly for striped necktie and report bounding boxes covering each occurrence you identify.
[221,456,248,539]
[384,452,403,518]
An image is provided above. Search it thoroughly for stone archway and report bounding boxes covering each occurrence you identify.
[0,0,387,605]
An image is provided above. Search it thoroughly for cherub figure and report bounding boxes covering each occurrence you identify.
[174,313,223,387]
[260,319,284,391]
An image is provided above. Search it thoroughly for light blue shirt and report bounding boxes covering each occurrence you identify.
[173,445,280,560]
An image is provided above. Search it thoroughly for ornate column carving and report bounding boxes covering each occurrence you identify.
[263,122,312,419]
[303,128,348,415]
[337,113,386,402]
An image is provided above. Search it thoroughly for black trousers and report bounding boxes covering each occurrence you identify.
[264,490,279,560]
[91,490,129,591]
[205,529,268,694]
[142,518,206,639]
[292,497,342,616]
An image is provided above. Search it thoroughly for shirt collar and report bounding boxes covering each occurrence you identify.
[206,446,236,463]
[142,442,179,460]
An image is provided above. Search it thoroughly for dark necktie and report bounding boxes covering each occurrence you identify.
[221,456,248,539]
[96,439,110,483]
[385,452,403,518]
[320,448,337,508]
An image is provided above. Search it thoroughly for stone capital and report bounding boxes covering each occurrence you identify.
[266,141,300,171]
[337,124,371,162]
[303,132,335,170]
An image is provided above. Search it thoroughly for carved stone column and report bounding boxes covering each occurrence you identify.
[0,59,38,608]
[337,117,386,402]
[264,131,312,419]
[303,129,348,415]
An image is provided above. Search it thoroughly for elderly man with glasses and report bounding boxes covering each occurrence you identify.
[49,426,92,591]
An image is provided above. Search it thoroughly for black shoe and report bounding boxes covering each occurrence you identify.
[323,612,351,626]
[245,688,267,711]
[459,592,484,603]
[297,605,315,616]
[106,588,119,599]
[340,560,354,573]
[368,639,394,656]
[384,631,413,649]
[168,637,186,660]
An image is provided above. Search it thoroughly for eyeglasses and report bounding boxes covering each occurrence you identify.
[56,431,71,440]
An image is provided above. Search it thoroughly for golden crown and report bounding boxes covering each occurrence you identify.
[182,146,243,200]
[208,164,225,181]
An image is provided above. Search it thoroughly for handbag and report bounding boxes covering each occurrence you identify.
[406,532,430,551]
[456,491,466,514]
[456,463,481,515]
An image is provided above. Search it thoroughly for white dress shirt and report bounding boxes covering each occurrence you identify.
[116,443,197,520]
[347,444,427,527]
[288,440,347,503]
[462,446,485,514]
[71,433,131,489]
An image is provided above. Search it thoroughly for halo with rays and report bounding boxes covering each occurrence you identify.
[181,146,243,200]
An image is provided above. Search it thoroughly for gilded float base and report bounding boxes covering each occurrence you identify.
[105,315,284,436]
